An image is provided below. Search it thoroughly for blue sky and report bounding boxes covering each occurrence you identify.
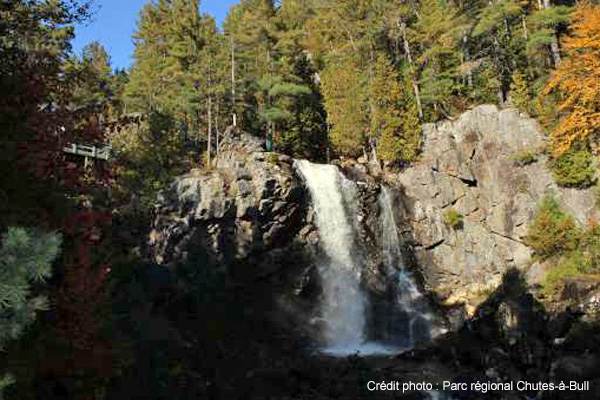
[72,0,239,70]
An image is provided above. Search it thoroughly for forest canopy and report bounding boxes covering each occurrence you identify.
[115,0,600,169]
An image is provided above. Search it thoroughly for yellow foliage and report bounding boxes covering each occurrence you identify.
[321,55,369,156]
[371,54,421,163]
[543,3,600,155]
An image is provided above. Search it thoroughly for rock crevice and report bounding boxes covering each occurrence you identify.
[393,105,599,313]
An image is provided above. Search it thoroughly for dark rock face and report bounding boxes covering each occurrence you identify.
[147,135,430,349]
[150,150,307,272]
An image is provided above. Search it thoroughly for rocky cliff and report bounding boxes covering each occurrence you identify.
[145,106,600,398]
[148,131,394,343]
[149,104,598,326]
[393,105,599,314]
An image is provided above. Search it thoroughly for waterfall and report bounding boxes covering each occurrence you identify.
[295,160,367,352]
[295,160,436,356]
[378,187,434,347]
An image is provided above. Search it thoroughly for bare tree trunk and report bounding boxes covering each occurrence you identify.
[542,0,561,66]
[463,34,473,88]
[368,44,376,139]
[549,36,561,67]
[215,98,220,160]
[504,18,511,39]
[399,21,424,120]
[208,97,212,167]
[196,109,201,145]
[207,59,212,167]
[231,36,237,128]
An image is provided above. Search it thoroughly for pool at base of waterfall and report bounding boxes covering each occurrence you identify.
[318,341,408,357]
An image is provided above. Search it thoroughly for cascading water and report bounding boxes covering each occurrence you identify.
[295,160,436,356]
[377,187,434,347]
[295,160,370,354]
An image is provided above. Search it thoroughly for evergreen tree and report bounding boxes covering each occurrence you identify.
[321,54,369,156]
[125,0,172,112]
[527,4,571,67]
[370,54,421,163]
[268,0,328,158]
[412,0,466,119]
[224,0,278,134]
[0,227,62,348]
[66,41,118,121]
[472,0,527,103]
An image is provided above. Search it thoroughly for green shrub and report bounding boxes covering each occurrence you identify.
[509,71,531,114]
[266,152,279,165]
[510,151,537,167]
[443,208,463,230]
[525,196,580,259]
[110,111,195,210]
[543,252,582,299]
[576,226,600,274]
[0,374,15,399]
[551,146,596,188]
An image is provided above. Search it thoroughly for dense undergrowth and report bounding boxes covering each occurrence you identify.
[526,196,600,299]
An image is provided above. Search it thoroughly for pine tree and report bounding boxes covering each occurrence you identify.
[0,374,15,399]
[266,0,328,158]
[0,227,62,348]
[527,4,571,67]
[472,0,528,103]
[125,0,172,112]
[66,41,117,122]
[412,0,466,119]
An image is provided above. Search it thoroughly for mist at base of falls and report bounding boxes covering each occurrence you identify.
[295,160,436,357]
[320,342,403,357]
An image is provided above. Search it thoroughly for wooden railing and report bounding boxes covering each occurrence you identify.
[63,143,111,161]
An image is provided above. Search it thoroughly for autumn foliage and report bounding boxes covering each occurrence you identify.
[55,206,112,350]
[543,3,600,155]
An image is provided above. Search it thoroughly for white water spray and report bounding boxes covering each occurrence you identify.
[378,187,434,347]
[295,160,367,352]
[295,161,437,355]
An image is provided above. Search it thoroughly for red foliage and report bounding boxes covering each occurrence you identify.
[42,205,116,395]
[2,3,120,395]
[10,72,117,387]
[56,206,112,342]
